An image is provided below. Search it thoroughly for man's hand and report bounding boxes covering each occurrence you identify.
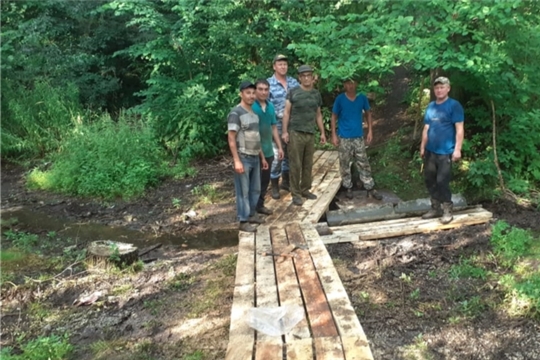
[234,159,244,174]
[452,149,462,162]
[261,158,269,170]
[282,132,289,144]
[320,133,327,145]
[366,130,373,145]
[332,134,339,147]
[277,148,284,160]
[420,147,425,158]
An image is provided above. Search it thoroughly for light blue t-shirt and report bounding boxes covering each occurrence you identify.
[332,93,371,138]
[424,98,464,155]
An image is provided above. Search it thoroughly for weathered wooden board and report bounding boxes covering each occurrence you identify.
[324,208,493,242]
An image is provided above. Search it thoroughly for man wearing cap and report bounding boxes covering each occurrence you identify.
[331,78,383,201]
[252,78,284,215]
[267,54,300,199]
[228,81,269,232]
[282,65,327,206]
[420,76,464,224]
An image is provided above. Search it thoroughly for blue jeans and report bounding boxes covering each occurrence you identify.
[270,120,289,179]
[234,155,261,221]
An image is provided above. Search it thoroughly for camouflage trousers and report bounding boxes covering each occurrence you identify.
[338,137,375,190]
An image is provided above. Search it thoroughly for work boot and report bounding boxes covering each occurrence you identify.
[302,191,317,200]
[271,178,280,199]
[346,188,354,199]
[281,171,290,192]
[422,199,442,219]
[239,222,257,233]
[367,189,383,200]
[256,206,273,215]
[292,196,303,206]
[441,202,454,224]
[248,214,265,224]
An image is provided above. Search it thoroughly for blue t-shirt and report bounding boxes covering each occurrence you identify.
[424,98,464,155]
[252,100,277,158]
[332,93,371,138]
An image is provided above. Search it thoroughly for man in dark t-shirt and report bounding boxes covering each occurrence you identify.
[281,65,327,206]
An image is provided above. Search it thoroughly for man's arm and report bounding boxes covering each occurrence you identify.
[228,131,244,173]
[316,107,326,144]
[331,112,339,147]
[260,150,269,170]
[452,122,464,161]
[271,125,284,160]
[420,124,429,158]
[281,100,292,144]
[365,110,373,144]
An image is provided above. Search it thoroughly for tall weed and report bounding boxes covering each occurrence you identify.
[1,79,83,160]
[27,114,166,199]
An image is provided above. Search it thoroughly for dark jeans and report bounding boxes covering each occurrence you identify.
[257,155,274,209]
[423,150,452,203]
[289,130,315,198]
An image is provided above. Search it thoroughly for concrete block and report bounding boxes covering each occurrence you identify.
[327,203,400,226]
[395,194,467,214]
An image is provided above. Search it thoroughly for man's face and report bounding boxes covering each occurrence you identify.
[255,83,269,101]
[433,83,450,100]
[273,60,288,76]
[240,88,256,105]
[298,72,314,86]
[343,80,357,92]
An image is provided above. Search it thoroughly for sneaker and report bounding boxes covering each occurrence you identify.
[367,189,383,200]
[239,222,257,232]
[302,191,317,200]
[292,196,303,206]
[346,188,354,199]
[256,206,273,215]
[248,214,265,224]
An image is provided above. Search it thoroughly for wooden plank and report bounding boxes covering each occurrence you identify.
[314,337,345,360]
[226,232,256,360]
[328,208,493,241]
[286,338,314,360]
[226,284,255,359]
[255,226,282,360]
[270,226,311,340]
[342,337,374,360]
[286,223,339,338]
[301,169,342,224]
[300,224,374,359]
[235,232,255,286]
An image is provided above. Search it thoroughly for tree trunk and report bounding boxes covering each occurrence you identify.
[87,241,138,269]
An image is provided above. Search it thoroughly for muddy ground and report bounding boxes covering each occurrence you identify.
[2,68,540,359]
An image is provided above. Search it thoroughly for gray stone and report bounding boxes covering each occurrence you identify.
[395,194,467,214]
[327,203,399,226]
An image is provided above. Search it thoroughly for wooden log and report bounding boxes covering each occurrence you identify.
[87,241,138,268]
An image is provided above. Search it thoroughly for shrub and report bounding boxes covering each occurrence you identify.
[0,334,73,360]
[27,114,167,199]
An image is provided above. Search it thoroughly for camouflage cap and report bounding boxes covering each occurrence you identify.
[433,76,450,86]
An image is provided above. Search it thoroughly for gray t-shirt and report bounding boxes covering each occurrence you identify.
[227,105,261,156]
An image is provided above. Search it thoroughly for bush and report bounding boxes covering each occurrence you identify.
[27,114,168,199]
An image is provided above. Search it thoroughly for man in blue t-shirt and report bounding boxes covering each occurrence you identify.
[420,76,464,224]
[331,78,382,200]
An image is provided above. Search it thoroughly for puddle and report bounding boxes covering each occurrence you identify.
[1,207,238,250]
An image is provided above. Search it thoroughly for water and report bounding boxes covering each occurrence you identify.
[1,207,238,250]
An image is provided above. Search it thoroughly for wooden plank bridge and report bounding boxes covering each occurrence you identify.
[225,150,492,359]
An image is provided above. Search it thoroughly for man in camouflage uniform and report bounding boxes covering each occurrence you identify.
[330,78,382,200]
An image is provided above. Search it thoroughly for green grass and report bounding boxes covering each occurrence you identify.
[449,258,488,280]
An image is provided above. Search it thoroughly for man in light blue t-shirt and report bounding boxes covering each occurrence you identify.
[420,76,464,224]
[331,78,382,201]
